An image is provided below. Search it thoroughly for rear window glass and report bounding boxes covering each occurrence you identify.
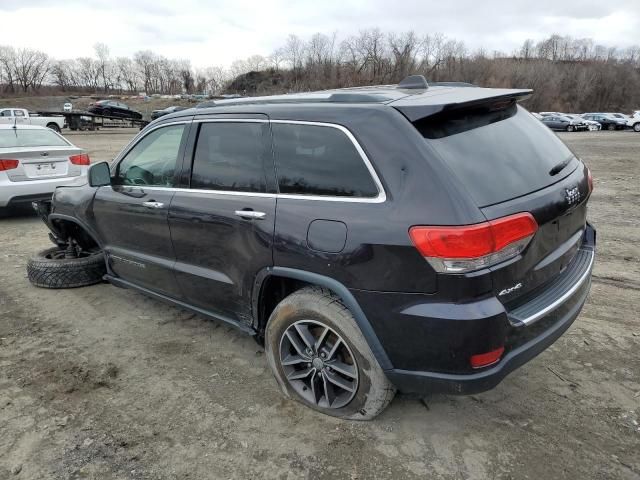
[0,129,69,148]
[272,123,378,198]
[415,104,577,206]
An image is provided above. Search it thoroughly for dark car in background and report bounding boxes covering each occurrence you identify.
[540,114,587,131]
[88,100,143,120]
[27,76,595,420]
[582,113,626,130]
[150,106,186,120]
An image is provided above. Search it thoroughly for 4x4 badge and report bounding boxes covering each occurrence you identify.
[499,282,522,296]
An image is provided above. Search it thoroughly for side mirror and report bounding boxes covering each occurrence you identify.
[89,161,111,187]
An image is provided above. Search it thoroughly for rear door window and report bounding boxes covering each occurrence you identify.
[272,123,378,198]
[415,104,578,207]
[190,122,270,192]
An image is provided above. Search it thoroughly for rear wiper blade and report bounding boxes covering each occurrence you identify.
[549,157,573,176]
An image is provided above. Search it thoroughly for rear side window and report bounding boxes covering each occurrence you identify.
[191,122,269,192]
[272,123,378,198]
[415,104,577,207]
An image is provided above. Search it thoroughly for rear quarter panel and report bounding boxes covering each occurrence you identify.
[270,106,485,293]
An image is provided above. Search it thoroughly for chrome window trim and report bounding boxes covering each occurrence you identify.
[194,118,268,123]
[270,120,386,203]
[111,119,387,204]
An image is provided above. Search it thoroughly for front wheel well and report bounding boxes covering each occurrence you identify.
[50,219,100,251]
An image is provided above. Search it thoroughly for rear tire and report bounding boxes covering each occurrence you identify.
[27,247,105,289]
[633,123,640,132]
[46,123,61,133]
[607,123,616,131]
[265,286,396,420]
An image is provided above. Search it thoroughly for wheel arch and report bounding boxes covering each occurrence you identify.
[253,267,393,370]
[48,213,103,250]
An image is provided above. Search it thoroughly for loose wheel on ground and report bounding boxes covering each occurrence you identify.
[27,247,106,289]
[265,286,396,420]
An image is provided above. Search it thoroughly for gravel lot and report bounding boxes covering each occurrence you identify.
[1,129,639,479]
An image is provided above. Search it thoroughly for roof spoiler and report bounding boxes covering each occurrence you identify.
[390,88,533,122]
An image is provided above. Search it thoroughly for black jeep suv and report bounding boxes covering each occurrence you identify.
[29,76,595,420]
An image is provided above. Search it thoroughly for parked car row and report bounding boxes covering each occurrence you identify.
[533,111,640,132]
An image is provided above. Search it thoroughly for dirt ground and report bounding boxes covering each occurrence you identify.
[1,129,639,480]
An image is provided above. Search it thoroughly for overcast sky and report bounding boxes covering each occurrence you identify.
[2,0,639,67]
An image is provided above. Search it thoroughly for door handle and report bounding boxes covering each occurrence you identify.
[142,201,164,209]
[234,210,266,220]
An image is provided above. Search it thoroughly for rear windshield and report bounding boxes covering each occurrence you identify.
[415,104,577,207]
[0,129,69,148]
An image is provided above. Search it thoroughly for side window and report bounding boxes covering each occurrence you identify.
[272,123,379,198]
[191,122,268,193]
[13,110,25,117]
[0,110,11,117]
[115,124,186,187]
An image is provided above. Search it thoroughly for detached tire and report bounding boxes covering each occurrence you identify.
[265,286,396,420]
[27,247,106,289]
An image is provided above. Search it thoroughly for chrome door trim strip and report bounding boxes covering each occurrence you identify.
[111,119,387,204]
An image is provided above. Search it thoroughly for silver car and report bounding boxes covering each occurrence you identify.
[0,125,89,212]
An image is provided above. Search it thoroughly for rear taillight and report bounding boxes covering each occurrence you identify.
[587,167,593,193]
[470,346,505,369]
[409,212,538,273]
[69,153,90,166]
[0,159,19,171]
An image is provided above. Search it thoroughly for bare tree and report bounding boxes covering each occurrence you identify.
[0,45,17,92]
[12,48,50,92]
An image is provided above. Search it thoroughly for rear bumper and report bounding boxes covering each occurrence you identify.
[385,274,590,394]
[354,223,596,396]
[0,174,87,208]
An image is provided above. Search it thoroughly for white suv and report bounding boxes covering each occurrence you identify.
[0,125,89,213]
[627,111,640,132]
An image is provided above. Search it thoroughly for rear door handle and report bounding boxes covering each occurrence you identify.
[234,210,266,220]
[142,201,164,209]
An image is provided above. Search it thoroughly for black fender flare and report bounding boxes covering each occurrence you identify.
[252,266,393,371]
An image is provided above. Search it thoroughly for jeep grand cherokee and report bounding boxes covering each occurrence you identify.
[28,76,595,419]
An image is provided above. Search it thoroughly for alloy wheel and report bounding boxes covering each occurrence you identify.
[279,320,358,409]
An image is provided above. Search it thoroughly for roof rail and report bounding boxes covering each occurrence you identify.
[398,75,429,90]
[429,81,478,88]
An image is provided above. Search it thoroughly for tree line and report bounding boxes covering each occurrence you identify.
[1,31,639,112]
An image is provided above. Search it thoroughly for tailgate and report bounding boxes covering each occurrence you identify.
[482,164,591,304]
[407,95,592,305]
